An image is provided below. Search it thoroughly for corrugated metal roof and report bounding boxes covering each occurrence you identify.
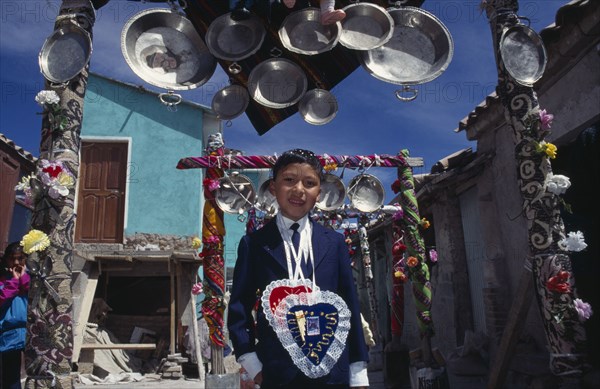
[456,0,599,134]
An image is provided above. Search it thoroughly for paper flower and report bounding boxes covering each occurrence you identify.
[203,178,220,192]
[536,141,557,159]
[539,109,554,131]
[192,237,202,250]
[406,256,419,268]
[191,282,204,295]
[203,235,221,245]
[559,231,587,252]
[391,179,402,194]
[574,298,593,321]
[394,270,407,281]
[429,249,438,263]
[323,162,338,172]
[392,242,407,256]
[39,160,74,199]
[546,271,571,294]
[546,174,571,196]
[420,217,431,230]
[392,208,404,221]
[35,90,60,107]
[21,229,51,254]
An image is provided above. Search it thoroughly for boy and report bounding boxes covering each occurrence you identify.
[228,149,369,388]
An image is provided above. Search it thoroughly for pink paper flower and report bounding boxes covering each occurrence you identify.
[429,249,438,263]
[539,109,554,130]
[192,282,204,295]
[574,298,593,321]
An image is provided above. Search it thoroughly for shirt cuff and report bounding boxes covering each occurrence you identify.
[238,352,262,380]
[349,361,369,387]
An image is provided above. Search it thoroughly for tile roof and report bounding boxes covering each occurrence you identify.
[0,132,37,164]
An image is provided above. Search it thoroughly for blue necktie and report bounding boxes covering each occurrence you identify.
[291,223,300,252]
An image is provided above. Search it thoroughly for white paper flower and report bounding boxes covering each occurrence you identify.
[546,174,571,196]
[15,174,34,192]
[35,90,60,106]
[559,231,588,252]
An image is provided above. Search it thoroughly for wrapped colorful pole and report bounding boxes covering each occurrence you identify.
[23,2,96,388]
[200,133,226,374]
[358,217,380,342]
[390,220,407,338]
[397,149,434,362]
[484,0,586,382]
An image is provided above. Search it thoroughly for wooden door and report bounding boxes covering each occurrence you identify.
[0,150,20,250]
[75,142,127,243]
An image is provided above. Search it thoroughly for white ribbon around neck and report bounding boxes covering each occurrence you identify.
[278,218,317,290]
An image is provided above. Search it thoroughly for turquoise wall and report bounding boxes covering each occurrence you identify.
[81,74,208,236]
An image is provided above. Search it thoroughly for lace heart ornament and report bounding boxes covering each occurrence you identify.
[272,291,351,378]
[261,279,318,329]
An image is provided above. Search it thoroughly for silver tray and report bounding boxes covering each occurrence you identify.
[206,13,266,61]
[256,179,278,216]
[121,8,216,91]
[347,173,385,213]
[212,84,249,120]
[39,21,92,84]
[279,8,341,55]
[316,174,346,211]
[214,173,257,214]
[298,89,338,125]
[339,3,394,50]
[499,24,547,86]
[247,58,307,108]
[359,6,453,85]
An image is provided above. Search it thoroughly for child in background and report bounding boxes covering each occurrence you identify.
[283,0,346,25]
[0,242,30,389]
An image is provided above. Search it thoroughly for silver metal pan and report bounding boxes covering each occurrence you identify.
[499,24,547,86]
[214,173,257,215]
[206,13,266,61]
[339,2,394,50]
[359,6,453,87]
[212,84,249,120]
[121,8,216,90]
[247,58,307,109]
[39,21,92,84]
[279,8,341,55]
[298,89,338,125]
[316,174,346,211]
[256,179,278,216]
[347,173,385,213]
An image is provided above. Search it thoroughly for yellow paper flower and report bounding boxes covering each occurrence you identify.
[394,270,407,281]
[323,162,338,172]
[21,229,51,254]
[57,172,75,187]
[191,237,202,250]
[544,142,557,159]
[420,218,431,229]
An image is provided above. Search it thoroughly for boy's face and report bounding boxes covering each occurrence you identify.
[270,162,321,221]
[3,251,26,270]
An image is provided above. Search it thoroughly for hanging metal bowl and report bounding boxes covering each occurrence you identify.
[499,24,547,86]
[214,173,257,215]
[298,89,338,125]
[359,6,453,86]
[316,174,346,211]
[39,21,92,84]
[339,2,394,50]
[247,58,308,108]
[206,13,266,61]
[347,174,385,213]
[212,84,249,120]
[279,8,342,55]
[121,8,216,90]
[256,179,279,216]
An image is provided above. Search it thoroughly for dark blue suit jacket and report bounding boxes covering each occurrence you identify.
[228,219,369,387]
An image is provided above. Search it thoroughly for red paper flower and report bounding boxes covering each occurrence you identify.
[42,165,63,178]
[391,179,402,194]
[546,271,571,294]
[392,242,407,256]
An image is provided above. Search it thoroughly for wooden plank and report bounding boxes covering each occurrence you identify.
[170,259,176,355]
[80,343,156,350]
[487,268,534,389]
[191,289,205,381]
[72,266,99,362]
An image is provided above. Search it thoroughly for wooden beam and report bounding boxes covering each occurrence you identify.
[170,259,176,355]
[80,343,156,350]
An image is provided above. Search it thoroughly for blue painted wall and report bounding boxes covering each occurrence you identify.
[81,74,211,236]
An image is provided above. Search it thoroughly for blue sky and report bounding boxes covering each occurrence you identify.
[1,1,565,203]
